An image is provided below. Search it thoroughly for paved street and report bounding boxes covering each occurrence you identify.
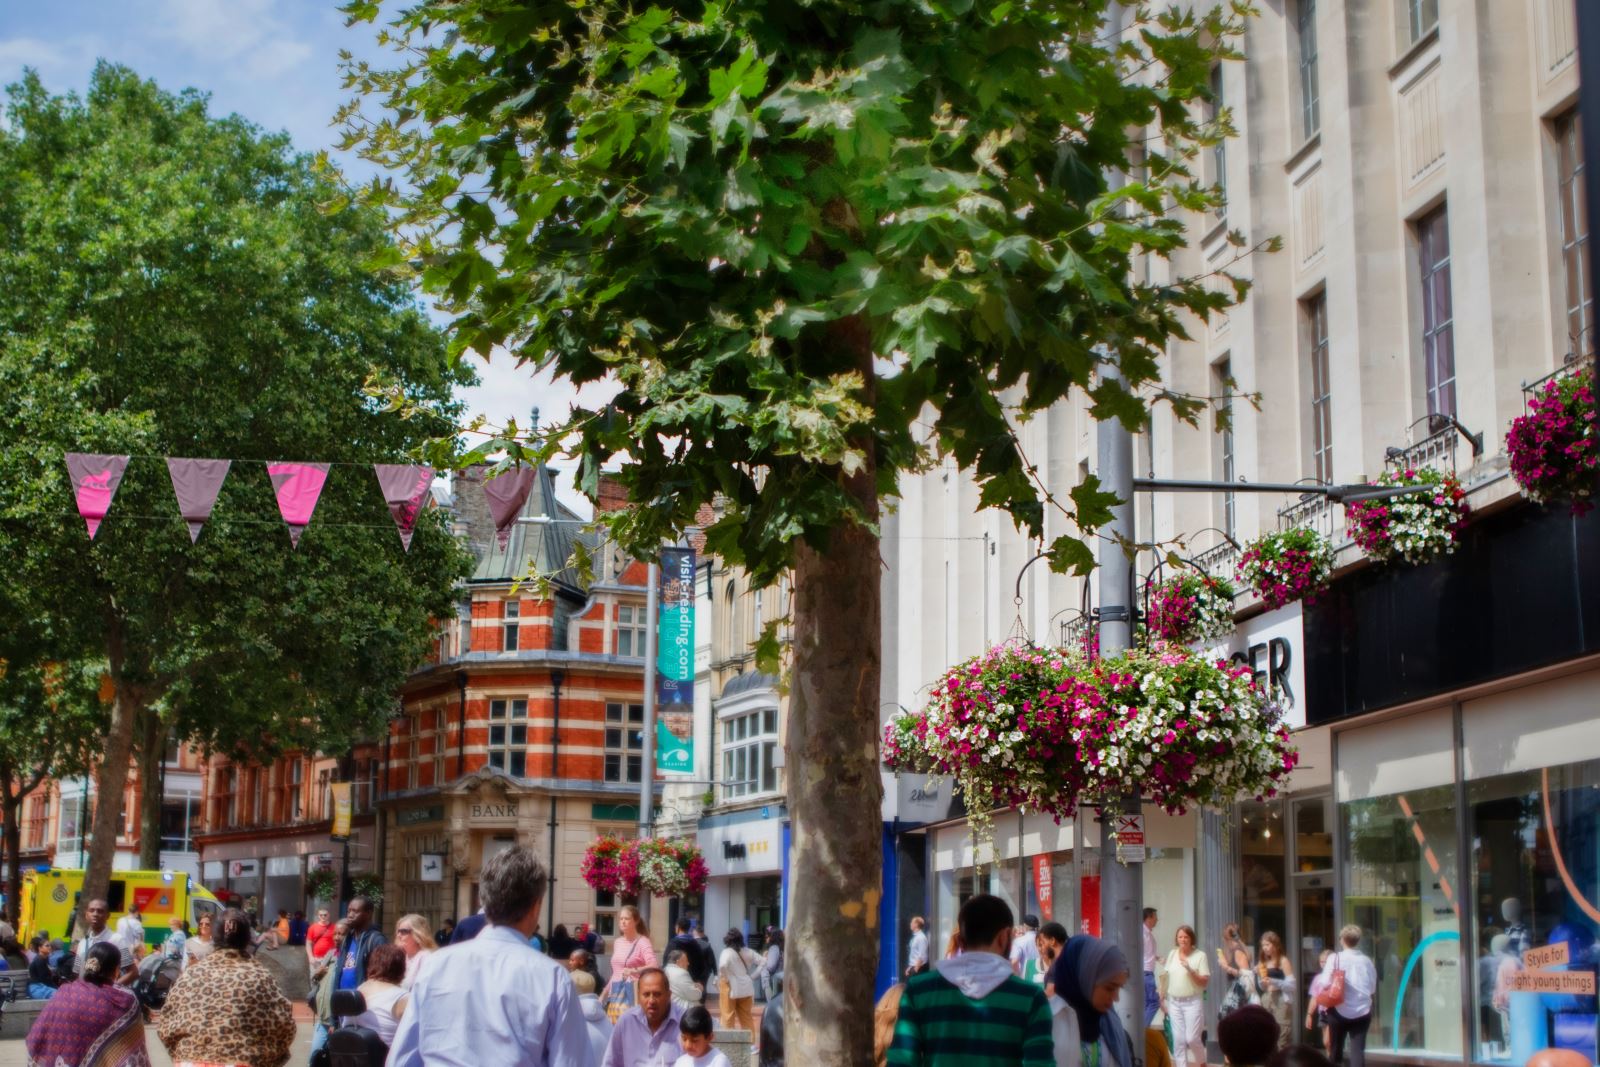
[0,1021,315,1067]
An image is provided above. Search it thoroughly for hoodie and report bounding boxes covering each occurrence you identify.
[579,993,613,1066]
[934,950,1017,999]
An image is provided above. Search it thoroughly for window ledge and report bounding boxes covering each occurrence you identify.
[1388,24,1440,82]
[1284,130,1323,175]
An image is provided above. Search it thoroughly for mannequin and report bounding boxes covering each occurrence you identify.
[1502,900,1531,957]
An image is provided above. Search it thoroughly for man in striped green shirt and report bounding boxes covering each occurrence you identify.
[889,894,1056,1066]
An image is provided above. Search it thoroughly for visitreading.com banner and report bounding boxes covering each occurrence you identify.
[656,547,696,775]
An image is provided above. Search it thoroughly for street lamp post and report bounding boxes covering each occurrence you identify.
[637,560,660,925]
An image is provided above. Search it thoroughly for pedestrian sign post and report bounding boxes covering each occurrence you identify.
[1114,813,1146,863]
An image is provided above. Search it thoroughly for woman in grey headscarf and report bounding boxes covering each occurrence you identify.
[1049,934,1136,1067]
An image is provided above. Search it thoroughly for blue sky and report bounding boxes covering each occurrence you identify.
[0,2,611,505]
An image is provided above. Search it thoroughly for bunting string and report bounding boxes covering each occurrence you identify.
[57,453,543,551]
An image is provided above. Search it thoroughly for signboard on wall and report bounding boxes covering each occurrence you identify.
[419,853,445,883]
[656,547,696,775]
[700,816,784,877]
[227,859,259,879]
[1199,602,1306,728]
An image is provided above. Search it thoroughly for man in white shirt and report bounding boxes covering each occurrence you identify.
[905,916,929,977]
[1008,914,1040,976]
[1142,907,1160,1028]
[1320,924,1379,1067]
[74,899,135,985]
[388,846,593,1067]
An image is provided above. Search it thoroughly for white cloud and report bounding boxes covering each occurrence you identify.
[0,33,107,93]
[153,0,310,77]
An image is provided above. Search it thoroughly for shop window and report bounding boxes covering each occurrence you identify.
[1467,759,1600,1065]
[616,605,646,657]
[488,699,529,777]
[1240,800,1288,947]
[604,702,645,783]
[1341,782,1463,1059]
[720,706,778,800]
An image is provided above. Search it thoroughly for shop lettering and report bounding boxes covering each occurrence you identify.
[723,841,747,860]
[909,783,942,803]
[1524,943,1569,969]
[470,803,518,819]
[1506,969,1596,995]
[1231,638,1293,703]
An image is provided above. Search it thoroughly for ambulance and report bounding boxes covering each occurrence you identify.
[17,868,222,949]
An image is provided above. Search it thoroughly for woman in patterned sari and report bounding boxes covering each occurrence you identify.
[25,941,151,1067]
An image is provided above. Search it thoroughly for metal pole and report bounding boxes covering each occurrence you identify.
[637,560,660,924]
[1095,362,1146,1042]
[1579,1,1600,380]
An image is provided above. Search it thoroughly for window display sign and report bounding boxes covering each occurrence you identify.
[1033,855,1053,920]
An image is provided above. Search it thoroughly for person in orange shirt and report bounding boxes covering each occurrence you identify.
[274,910,291,945]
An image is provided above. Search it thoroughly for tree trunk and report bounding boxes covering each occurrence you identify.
[2,794,22,926]
[136,711,167,869]
[785,317,882,1065]
[80,620,141,935]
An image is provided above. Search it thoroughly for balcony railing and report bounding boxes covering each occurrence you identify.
[1277,491,1346,546]
[1521,351,1584,405]
[1385,424,1461,477]
[1191,539,1240,579]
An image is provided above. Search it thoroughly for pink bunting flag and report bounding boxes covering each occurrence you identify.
[64,453,130,540]
[267,462,331,549]
[374,464,434,551]
[481,467,537,549]
[166,458,231,543]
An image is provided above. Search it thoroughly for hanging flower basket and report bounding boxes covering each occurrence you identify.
[883,641,1105,842]
[1507,366,1598,515]
[1145,572,1236,645]
[1087,645,1299,814]
[581,834,631,894]
[1344,467,1469,565]
[350,873,386,907]
[885,641,1300,832]
[581,835,708,897]
[1237,528,1335,609]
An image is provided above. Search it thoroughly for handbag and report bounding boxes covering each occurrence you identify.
[1218,975,1249,1019]
[1315,955,1345,1010]
[602,938,643,1022]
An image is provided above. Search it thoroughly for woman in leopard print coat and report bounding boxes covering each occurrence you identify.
[157,909,296,1067]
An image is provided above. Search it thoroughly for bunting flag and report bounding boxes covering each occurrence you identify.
[481,467,537,549]
[266,462,331,548]
[374,464,434,551]
[165,458,232,543]
[64,453,129,540]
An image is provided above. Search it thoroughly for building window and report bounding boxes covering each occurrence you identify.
[1215,359,1236,538]
[1306,293,1332,483]
[616,604,646,657]
[488,699,528,777]
[721,706,779,800]
[1407,0,1438,44]
[225,768,239,828]
[290,759,303,821]
[409,722,421,790]
[317,769,331,820]
[604,702,645,783]
[57,793,86,857]
[1298,0,1319,139]
[24,795,50,851]
[1557,111,1593,358]
[1210,66,1227,210]
[159,793,200,852]
[502,600,520,652]
[357,758,379,812]
[252,770,265,824]
[1418,205,1456,423]
[433,709,447,784]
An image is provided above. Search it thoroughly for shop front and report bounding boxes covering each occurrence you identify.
[199,828,376,918]
[1305,502,1600,1066]
[698,806,787,944]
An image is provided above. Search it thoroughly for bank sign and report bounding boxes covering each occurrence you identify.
[655,547,696,775]
[1198,602,1307,729]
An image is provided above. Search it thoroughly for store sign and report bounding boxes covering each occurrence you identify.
[897,774,960,826]
[469,802,519,822]
[701,818,783,877]
[419,853,445,883]
[309,853,335,872]
[398,805,444,827]
[1199,603,1306,728]
[656,548,696,775]
[1033,855,1054,921]
[227,859,260,879]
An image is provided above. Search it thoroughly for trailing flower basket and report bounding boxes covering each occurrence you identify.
[1507,365,1598,515]
[1344,467,1469,565]
[1145,572,1236,645]
[1237,528,1335,610]
[884,641,1298,838]
[581,834,708,897]
[580,834,631,895]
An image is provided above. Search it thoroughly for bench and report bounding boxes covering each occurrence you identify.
[0,997,50,1040]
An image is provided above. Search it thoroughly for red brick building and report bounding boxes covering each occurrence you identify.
[380,466,651,937]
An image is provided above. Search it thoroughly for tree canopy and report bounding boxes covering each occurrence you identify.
[0,64,473,892]
[341,1,1250,1059]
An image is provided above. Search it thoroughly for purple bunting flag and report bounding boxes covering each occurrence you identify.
[481,467,537,549]
[64,453,130,540]
[166,458,232,543]
[267,462,331,548]
[374,464,434,551]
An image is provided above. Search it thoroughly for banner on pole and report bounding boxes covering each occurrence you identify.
[482,467,537,549]
[64,453,130,540]
[656,547,696,775]
[374,464,434,550]
[166,458,231,543]
[267,462,330,549]
[330,782,353,842]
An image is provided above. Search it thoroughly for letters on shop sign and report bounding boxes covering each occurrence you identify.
[1230,637,1292,703]
[470,803,518,819]
[1523,942,1569,969]
[1506,969,1595,995]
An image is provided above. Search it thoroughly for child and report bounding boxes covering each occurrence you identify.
[674,1005,730,1067]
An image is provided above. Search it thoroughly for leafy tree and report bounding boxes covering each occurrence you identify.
[341,0,1249,1057]
[0,65,473,909]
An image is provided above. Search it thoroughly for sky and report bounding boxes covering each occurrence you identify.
[0,1,610,509]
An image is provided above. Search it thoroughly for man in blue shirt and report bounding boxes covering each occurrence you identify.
[389,846,592,1067]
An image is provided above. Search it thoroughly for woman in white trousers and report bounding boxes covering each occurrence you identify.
[1163,924,1211,1067]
